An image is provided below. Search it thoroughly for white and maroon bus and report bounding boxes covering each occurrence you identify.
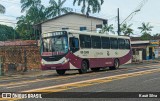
[40,30,132,75]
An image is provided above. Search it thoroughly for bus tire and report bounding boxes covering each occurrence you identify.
[91,68,100,72]
[109,59,119,70]
[56,70,66,75]
[78,60,88,74]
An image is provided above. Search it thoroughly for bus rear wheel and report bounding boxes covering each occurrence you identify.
[91,68,100,72]
[109,59,119,70]
[56,70,66,75]
[78,60,88,74]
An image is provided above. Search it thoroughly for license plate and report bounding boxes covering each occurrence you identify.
[51,67,56,69]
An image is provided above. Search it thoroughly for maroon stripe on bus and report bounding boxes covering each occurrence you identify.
[41,50,132,70]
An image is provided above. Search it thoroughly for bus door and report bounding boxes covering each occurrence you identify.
[69,37,79,53]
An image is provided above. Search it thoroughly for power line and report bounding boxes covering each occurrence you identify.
[0,20,17,24]
[0,14,19,18]
[0,0,21,5]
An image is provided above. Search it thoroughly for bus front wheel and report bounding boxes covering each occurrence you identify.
[78,60,88,74]
[56,70,66,75]
[109,59,119,70]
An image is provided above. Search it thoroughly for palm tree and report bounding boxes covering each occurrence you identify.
[140,33,152,40]
[16,15,30,39]
[101,24,114,34]
[18,0,47,40]
[73,0,104,16]
[46,0,73,18]
[0,4,5,14]
[20,0,41,12]
[27,5,47,24]
[17,7,45,40]
[121,23,133,36]
[138,22,153,34]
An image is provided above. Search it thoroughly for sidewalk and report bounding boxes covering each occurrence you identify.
[1,59,160,80]
[132,59,160,64]
[0,69,54,79]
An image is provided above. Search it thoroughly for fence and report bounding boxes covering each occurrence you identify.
[0,40,41,74]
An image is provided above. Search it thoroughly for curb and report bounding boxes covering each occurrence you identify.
[0,70,54,80]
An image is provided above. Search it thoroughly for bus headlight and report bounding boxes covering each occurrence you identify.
[62,59,69,64]
[41,60,45,66]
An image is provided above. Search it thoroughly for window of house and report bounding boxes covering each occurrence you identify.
[80,27,87,31]
[96,24,102,28]
[62,28,69,30]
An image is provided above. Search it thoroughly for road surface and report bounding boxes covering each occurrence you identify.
[0,63,160,101]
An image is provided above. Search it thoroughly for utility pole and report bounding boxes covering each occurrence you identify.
[117,8,120,36]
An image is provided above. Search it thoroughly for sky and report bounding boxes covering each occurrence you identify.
[0,0,160,36]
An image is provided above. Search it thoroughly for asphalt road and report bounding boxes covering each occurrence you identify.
[0,63,160,101]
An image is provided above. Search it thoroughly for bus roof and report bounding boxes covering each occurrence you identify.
[43,30,130,39]
[67,30,130,39]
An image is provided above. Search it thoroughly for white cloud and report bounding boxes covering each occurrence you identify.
[7,5,22,17]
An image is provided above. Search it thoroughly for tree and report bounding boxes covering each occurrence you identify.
[140,33,152,40]
[138,22,153,34]
[0,4,5,13]
[16,15,30,40]
[73,0,104,16]
[0,24,20,41]
[138,22,153,40]
[101,24,114,34]
[46,0,72,18]
[20,0,41,12]
[120,23,133,36]
[17,0,47,40]
[26,5,47,24]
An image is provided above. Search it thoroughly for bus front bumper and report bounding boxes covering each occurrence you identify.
[41,62,69,70]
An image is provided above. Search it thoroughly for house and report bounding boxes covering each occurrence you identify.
[131,40,159,60]
[37,12,107,34]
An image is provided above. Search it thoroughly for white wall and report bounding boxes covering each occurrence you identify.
[41,14,104,34]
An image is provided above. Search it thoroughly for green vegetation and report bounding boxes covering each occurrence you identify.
[138,22,153,40]
[0,24,20,41]
[17,0,47,40]
[121,23,133,36]
[73,0,104,15]
[101,24,114,34]
[0,1,157,41]
[15,0,104,40]
[0,4,5,14]
[46,0,73,18]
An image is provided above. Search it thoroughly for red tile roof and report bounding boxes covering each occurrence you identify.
[0,40,38,46]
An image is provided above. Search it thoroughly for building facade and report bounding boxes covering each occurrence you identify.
[131,40,159,61]
[39,12,107,34]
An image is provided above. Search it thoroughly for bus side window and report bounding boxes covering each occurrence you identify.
[80,35,91,48]
[118,39,125,49]
[69,37,79,53]
[125,39,130,49]
[110,38,118,49]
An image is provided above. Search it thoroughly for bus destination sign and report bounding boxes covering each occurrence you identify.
[43,31,66,38]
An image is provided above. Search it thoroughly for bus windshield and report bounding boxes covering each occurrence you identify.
[42,32,68,56]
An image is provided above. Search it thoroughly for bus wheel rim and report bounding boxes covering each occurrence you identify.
[115,60,119,68]
[82,61,87,72]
